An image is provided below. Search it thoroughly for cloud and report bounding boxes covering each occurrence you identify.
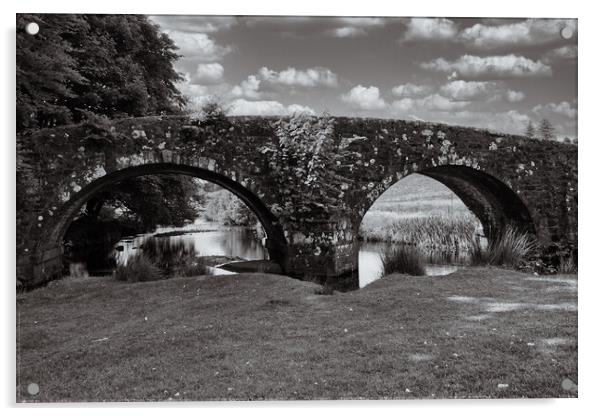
[150,16,237,33]
[460,19,577,50]
[191,63,224,84]
[391,93,470,113]
[330,17,386,37]
[175,74,214,109]
[419,94,471,111]
[429,110,531,135]
[533,101,577,119]
[164,30,231,61]
[341,85,387,110]
[439,80,499,101]
[391,83,433,98]
[228,99,315,116]
[231,75,263,99]
[391,98,414,112]
[403,18,458,41]
[544,45,578,61]
[397,18,577,50]
[331,26,367,38]
[286,104,317,115]
[258,66,338,88]
[421,54,553,79]
[337,17,386,27]
[230,66,338,99]
[505,90,526,102]
[242,16,313,28]
[177,80,209,101]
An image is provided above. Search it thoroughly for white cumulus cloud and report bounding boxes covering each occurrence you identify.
[331,27,367,38]
[505,90,526,102]
[228,99,315,116]
[439,80,499,101]
[460,19,577,50]
[337,17,386,27]
[544,45,578,61]
[391,93,470,113]
[150,16,237,34]
[231,75,263,100]
[286,104,317,115]
[164,31,231,61]
[391,98,414,112]
[425,110,531,135]
[419,94,471,111]
[341,85,387,110]
[330,17,386,38]
[258,66,338,88]
[191,63,224,84]
[533,101,577,119]
[421,54,553,79]
[403,18,458,41]
[391,83,433,98]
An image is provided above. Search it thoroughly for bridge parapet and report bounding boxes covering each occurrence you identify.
[16,115,578,287]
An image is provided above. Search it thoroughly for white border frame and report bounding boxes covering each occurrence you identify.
[2,1,597,414]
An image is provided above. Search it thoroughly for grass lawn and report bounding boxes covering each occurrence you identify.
[16,267,577,401]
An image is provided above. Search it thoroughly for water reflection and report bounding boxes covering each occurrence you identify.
[114,223,267,267]
[110,223,462,288]
[358,242,460,288]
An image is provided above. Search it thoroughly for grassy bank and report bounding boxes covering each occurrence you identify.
[17,268,577,401]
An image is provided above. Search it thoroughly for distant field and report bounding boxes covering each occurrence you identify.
[366,174,472,219]
[360,174,480,248]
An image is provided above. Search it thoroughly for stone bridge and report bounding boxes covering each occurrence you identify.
[16,115,578,289]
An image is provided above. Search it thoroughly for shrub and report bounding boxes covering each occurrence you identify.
[558,255,577,274]
[379,245,426,277]
[177,258,209,277]
[470,226,536,267]
[114,254,163,282]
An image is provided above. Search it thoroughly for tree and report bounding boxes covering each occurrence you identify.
[203,190,254,226]
[538,118,556,141]
[17,15,202,240]
[525,120,536,138]
[84,174,203,231]
[17,14,185,131]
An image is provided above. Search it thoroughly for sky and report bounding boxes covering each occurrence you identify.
[149,15,577,139]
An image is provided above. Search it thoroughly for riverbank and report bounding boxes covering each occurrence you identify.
[17,267,577,401]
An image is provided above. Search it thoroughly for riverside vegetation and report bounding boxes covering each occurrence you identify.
[114,239,208,282]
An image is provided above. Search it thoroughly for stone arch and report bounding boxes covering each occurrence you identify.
[358,164,536,242]
[419,165,536,239]
[41,162,289,276]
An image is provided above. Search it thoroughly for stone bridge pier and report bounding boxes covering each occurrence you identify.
[284,217,361,289]
[17,115,577,289]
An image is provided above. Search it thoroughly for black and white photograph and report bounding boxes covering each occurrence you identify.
[13,6,580,403]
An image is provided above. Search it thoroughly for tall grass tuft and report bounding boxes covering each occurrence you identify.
[470,226,535,267]
[114,253,163,282]
[558,255,577,274]
[379,245,426,277]
[361,214,480,253]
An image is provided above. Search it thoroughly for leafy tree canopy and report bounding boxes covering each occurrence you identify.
[86,174,204,232]
[17,14,185,131]
[16,14,207,237]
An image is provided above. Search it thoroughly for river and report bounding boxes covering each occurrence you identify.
[107,221,461,288]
